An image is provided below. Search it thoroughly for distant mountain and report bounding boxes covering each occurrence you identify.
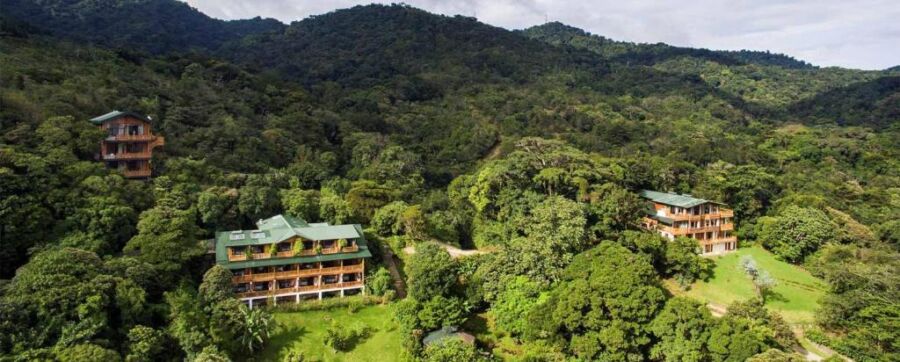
[219,5,606,88]
[2,1,895,129]
[790,76,900,128]
[521,22,814,69]
[1,0,284,54]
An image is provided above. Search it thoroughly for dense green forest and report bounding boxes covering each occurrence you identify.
[0,1,898,361]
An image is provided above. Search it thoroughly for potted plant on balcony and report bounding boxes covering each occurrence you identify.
[270,243,278,257]
[293,238,304,256]
[315,243,323,255]
[337,238,347,250]
[244,247,254,260]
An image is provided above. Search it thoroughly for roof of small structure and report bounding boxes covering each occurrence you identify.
[89,110,152,124]
[639,190,724,208]
[422,326,475,346]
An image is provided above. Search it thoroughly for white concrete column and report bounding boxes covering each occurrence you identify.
[318,292,322,300]
[248,299,253,309]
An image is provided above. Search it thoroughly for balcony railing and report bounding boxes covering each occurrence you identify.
[231,264,364,283]
[122,169,151,178]
[697,236,737,245]
[227,244,360,261]
[668,210,734,222]
[236,281,365,298]
[106,134,156,142]
[103,152,152,160]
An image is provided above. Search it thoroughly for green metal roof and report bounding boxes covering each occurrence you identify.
[215,214,363,247]
[89,110,152,124]
[214,216,372,268]
[646,214,675,225]
[639,190,723,208]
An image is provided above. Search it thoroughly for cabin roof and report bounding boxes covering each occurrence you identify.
[639,190,724,208]
[89,110,152,124]
[423,326,475,346]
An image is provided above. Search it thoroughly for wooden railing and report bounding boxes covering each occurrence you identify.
[122,169,151,178]
[103,152,152,160]
[669,210,734,222]
[106,134,156,142]
[231,264,364,283]
[227,244,360,261]
[236,281,364,298]
[697,236,737,245]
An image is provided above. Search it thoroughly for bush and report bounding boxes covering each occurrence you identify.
[324,321,371,352]
[365,267,394,296]
[270,295,381,313]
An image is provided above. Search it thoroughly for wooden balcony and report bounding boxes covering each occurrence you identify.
[122,169,151,178]
[668,210,734,222]
[227,244,360,261]
[697,236,738,245]
[661,224,730,235]
[103,152,152,160]
[231,264,364,284]
[106,134,156,142]
[236,281,364,299]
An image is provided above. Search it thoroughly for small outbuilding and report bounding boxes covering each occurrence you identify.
[422,326,475,346]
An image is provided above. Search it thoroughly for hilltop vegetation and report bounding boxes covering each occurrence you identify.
[0,2,898,361]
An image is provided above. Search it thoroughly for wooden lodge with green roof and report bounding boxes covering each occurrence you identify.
[90,110,164,178]
[214,214,372,308]
[639,190,737,255]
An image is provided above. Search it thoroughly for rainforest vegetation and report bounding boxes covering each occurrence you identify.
[0,1,898,361]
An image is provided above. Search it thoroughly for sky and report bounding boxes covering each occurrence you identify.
[183,0,899,70]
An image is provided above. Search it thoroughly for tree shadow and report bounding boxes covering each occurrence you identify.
[763,289,787,303]
[269,325,308,350]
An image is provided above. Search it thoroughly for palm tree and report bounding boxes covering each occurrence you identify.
[239,306,275,353]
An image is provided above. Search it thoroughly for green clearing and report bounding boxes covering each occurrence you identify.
[260,304,403,362]
[462,313,524,360]
[678,246,828,324]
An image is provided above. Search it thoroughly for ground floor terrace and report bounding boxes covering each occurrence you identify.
[239,281,365,308]
[697,236,738,255]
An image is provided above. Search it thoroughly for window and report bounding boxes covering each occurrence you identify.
[705,244,713,253]
[251,231,265,239]
[229,232,245,241]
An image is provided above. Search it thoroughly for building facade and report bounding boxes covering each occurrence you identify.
[214,214,371,308]
[639,190,737,255]
[90,111,164,178]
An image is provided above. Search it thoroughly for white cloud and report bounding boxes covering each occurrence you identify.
[183,0,900,69]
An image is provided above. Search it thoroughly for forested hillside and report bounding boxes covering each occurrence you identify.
[0,2,897,361]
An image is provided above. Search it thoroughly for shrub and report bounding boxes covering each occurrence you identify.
[365,267,394,296]
[324,321,371,352]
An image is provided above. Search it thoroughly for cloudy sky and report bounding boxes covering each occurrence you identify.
[184,0,899,70]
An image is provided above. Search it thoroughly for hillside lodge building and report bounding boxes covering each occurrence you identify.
[214,214,371,308]
[639,190,737,255]
[91,111,164,178]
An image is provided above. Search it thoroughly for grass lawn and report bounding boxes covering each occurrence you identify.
[677,246,828,324]
[259,304,403,362]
